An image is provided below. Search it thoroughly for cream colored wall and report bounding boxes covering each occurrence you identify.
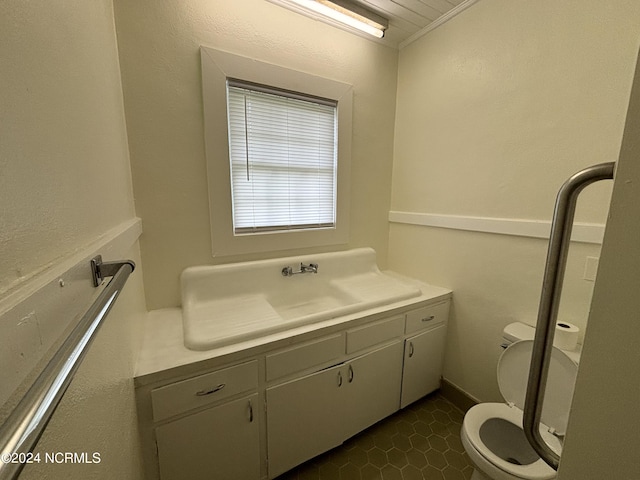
[0,0,135,294]
[1,1,145,478]
[20,245,146,480]
[557,47,640,480]
[113,0,399,310]
[388,0,640,401]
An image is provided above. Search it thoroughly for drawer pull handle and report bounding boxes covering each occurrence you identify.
[337,371,343,387]
[248,400,254,423]
[421,315,435,322]
[195,383,226,396]
[348,365,354,383]
[408,342,414,358]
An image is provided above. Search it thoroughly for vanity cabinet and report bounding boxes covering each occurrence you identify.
[266,362,345,477]
[155,393,260,480]
[149,360,260,480]
[341,341,403,437]
[401,301,450,408]
[138,297,451,480]
[266,341,404,477]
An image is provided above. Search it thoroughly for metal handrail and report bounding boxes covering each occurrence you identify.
[0,257,135,480]
[524,162,615,470]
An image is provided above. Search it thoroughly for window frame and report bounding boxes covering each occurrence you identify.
[201,46,352,257]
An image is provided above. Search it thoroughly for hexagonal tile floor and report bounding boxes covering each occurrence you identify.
[276,392,474,479]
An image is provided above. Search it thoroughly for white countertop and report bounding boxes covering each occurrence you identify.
[135,276,451,386]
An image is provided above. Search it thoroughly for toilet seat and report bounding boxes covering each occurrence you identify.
[497,340,578,436]
[461,340,578,479]
[462,402,561,480]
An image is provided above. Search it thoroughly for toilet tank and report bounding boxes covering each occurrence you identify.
[501,322,581,364]
[501,322,536,347]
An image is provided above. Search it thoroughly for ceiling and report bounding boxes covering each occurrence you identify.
[267,0,479,49]
[359,0,479,48]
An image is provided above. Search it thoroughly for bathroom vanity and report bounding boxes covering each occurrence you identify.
[134,249,451,479]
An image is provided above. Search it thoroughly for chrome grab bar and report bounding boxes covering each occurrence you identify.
[524,162,615,470]
[0,257,135,480]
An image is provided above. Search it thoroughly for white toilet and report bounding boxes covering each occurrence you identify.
[461,322,579,480]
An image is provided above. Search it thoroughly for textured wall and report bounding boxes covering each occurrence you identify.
[18,245,146,480]
[558,47,640,480]
[0,1,145,478]
[388,0,640,401]
[113,0,399,310]
[0,0,135,294]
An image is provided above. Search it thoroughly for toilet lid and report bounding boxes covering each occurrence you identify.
[498,340,578,435]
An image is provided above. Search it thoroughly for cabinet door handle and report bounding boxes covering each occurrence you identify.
[337,371,343,387]
[348,365,354,383]
[408,342,414,358]
[248,400,254,423]
[195,383,226,396]
[421,315,435,323]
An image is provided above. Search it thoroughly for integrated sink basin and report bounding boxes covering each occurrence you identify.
[181,248,422,350]
[266,283,359,321]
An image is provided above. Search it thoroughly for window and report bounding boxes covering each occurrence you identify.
[201,47,352,256]
[226,81,337,234]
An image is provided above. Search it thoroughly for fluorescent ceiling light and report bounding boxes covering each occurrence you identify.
[287,0,388,38]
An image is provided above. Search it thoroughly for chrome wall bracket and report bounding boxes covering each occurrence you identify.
[90,255,136,287]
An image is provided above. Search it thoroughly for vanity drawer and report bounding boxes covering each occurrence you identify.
[151,360,258,422]
[266,333,344,381]
[405,301,450,335]
[346,316,404,354]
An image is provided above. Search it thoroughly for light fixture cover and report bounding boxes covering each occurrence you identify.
[286,0,388,38]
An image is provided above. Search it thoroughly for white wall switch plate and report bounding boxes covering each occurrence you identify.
[583,256,599,282]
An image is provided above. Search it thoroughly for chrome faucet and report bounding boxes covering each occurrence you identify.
[301,263,318,274]
[282,263,318,276]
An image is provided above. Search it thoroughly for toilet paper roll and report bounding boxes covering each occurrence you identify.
[554,321,579,350]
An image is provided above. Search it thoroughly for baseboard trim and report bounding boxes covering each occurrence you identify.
[440,378,479,413]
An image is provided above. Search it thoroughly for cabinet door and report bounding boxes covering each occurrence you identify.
[343,341,403,438]
[266,363,345,478]
[401,324,447,408]
[156,393,260,480]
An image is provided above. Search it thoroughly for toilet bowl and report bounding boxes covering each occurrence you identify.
[461,403,561,480]
[461,338,578,480]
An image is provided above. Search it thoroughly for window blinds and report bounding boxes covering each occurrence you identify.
[226,80,338,234]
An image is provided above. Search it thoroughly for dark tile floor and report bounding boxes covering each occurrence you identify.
[277,392,474,480]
